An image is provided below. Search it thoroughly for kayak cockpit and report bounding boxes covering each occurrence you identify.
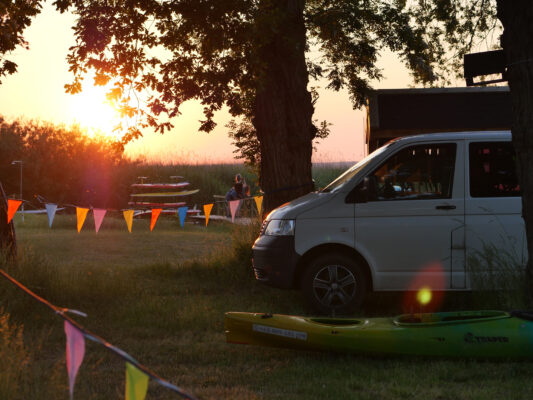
[393,310,510,326]
[307,318,363,326]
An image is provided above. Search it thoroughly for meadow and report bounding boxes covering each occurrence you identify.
[1,163,533,400]
[1,213,533,400]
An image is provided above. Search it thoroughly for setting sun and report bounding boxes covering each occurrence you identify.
[68,84,123,139]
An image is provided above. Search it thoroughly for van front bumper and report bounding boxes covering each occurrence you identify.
[252,235,300,289]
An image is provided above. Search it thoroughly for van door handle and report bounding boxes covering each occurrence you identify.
[436,205,456,210]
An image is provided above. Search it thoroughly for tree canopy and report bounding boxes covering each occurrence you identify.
[44,0,495,141]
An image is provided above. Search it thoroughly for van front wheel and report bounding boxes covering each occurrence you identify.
[301,254,367,315]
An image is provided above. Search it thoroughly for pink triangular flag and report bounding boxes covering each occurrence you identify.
[229,199,241,223]
[7,199,22,223]
[150,209,162,231]
[93,208,107,233]
[65,320,86,400]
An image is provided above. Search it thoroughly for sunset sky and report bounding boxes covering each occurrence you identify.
[0,3,415,164]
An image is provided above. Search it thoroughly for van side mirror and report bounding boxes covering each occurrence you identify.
[346,176,378,203]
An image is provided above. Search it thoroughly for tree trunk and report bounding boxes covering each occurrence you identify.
[497,1,533,305]
[252,0,317,214]
[0,183,17,259]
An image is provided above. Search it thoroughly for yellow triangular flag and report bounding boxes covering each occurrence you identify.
[254,195,263,218]
[125,362,149,400]
[123,210,134,233]
[203,203,213,226]
[76,207,89,233]
[150,209,162,231]
[7,199,22,223]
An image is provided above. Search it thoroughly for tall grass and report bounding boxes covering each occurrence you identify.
[0,310,29,398]
[312,162,352,190]
[467,242,527,310]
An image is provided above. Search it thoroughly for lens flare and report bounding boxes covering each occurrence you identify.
[402,262,445,313]
[417,287,432,305]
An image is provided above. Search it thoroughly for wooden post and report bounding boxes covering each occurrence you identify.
[0,182,17,259]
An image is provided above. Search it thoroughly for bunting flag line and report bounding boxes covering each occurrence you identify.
[123,209,134,233]
[254,196,263,218]
[126,362,149,400]
[203,203,213,226]
[65,320,86,400]
[10,193,266,233]
[150,208,162,231]
[229,199,240,223]
[93,208,107,233]
[7,199,22,223]
[46,203,58,228]
[0,267,197,400]
[76,207,89,233]
[177,206,188,228]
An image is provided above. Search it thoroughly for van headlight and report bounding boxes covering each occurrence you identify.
[263,219,295,236]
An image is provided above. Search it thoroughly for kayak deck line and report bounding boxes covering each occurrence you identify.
[392,310,511,326]
[225,310,533,359]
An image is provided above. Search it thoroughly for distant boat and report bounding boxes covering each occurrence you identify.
[131,182,190,189]
[133,208,201,217]
[128,201,187,207]
[129,176,199,221]
[130,189,200,198]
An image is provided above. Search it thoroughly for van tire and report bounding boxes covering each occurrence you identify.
[301,253,367,315]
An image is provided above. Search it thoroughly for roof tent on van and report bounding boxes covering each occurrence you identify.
[365,87,511,153]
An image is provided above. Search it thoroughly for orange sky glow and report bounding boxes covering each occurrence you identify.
[0,3,415,164]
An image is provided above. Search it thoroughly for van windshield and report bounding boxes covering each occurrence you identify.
[321,143,393,193]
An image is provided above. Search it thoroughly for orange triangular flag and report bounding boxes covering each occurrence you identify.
[203,203,213,226]
[254,196,263,218]
[76,207,89,233]
[150,209,162,231]
[7,200,22,223]
[123,210,134,233]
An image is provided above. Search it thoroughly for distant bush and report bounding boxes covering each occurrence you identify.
[0,117,132,209]
[0,116,350,211]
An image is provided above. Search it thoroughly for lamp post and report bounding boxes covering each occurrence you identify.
[11,160,23,222]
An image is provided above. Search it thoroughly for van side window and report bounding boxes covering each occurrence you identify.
[368,143,456,201]
[469,142,520,197]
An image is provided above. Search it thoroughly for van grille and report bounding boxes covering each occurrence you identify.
[259,220,268,235]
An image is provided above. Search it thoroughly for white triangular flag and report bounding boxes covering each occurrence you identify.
[45,203,58,228]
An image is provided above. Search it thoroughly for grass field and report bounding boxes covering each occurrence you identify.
[2,213,533,399]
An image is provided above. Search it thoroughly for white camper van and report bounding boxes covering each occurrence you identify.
[252,131,526,314]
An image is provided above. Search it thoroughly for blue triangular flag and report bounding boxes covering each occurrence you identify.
[177,206,188,227]
[45,203,58,228]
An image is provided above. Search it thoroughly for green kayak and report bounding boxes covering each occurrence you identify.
[225,310,533,358]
